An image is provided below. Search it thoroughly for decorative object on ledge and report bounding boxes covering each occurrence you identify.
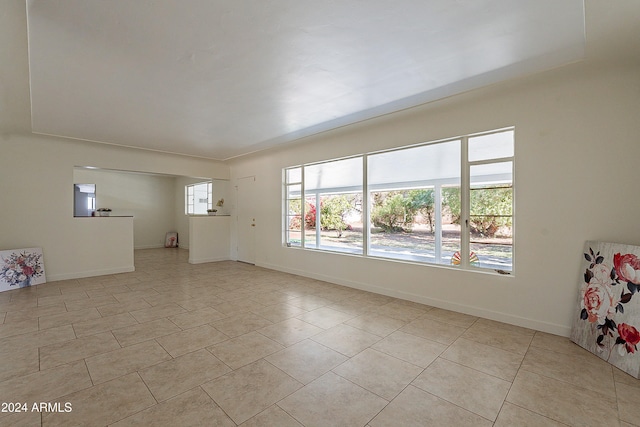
[97,208,112,217]
[0,247,46,292]
[450,250,480,266]
[207,209,217,216]
[571,241,640,378]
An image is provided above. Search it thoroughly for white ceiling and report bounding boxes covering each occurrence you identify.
[17,1,638,160]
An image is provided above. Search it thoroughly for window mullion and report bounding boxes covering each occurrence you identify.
[314,192,320,248]
[461,136,470,269]
[300,167,305,248]
[363,155,369,256]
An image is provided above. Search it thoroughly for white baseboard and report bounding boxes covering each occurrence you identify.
[47,266,136,282]
[188,257,230,264]
[134,244,166,250]
[257,261,570,337]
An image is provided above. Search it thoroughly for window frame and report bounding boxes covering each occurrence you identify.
[185,181,213,215]
[284,127,514,274]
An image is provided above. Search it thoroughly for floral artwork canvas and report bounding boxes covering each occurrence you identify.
[0,248,46,292]
[570,241,640,378]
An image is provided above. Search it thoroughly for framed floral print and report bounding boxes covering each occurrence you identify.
[570,241,640,378]
[0,247,46,292]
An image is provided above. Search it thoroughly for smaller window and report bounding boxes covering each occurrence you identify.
[185,182,212,215]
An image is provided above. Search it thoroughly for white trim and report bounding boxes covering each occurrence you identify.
[188,256,230,264]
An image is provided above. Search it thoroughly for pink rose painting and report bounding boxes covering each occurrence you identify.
[0,248,47,293]
[571,241,640,378]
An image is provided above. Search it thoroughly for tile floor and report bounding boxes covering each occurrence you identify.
[1,248,639,426]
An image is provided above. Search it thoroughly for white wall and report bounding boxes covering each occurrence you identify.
[0,134,228,280]
[74,168,176,249]
[228,60,640,336]
[174,177,231,249]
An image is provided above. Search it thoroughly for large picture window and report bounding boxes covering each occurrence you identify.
[284,128,514,273]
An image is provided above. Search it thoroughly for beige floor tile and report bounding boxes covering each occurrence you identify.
[278,372,387,427]
[365,301,427,322]
[327,298,377,316]
[37,292,88,307]
[0,360,92,404]
[345,313,407,337]
[39,331,121,370]
[129,302,187,322]
[3,249,636,426]
[0,346,39,382]
[143,291,196,307]
[248,290,296,306]
[112,317,181,347]
[38,307,102,330]
[0,317,38,339]
[251,303,308,323]
[494,402,567,427]
[140,349,231,401]
[72,312,138,337]
[442,337,524,381]
[111,387,235,427]
[530,331,587,356]
[239,405,303,427]
[0,411,42,426]
[369,385,492,427]
[474,317,536,335]
[85,340,172,384]
[0,299,37,313]
[2,302,67,323]
[168,306,228,329]
[372,330,446,368]
[41,373,156,427]
[333,348,423,400]
[217,289,256,302]
[258,317,324,346]
[211,312,273,337]
[85,285,132,298]
[311,324,381,357]
[156,324,229,357]
[413,358,510,421]
[214,299,267,315]
[174,296,221,311]
[208,331,283,369]
[35,285,63,297]
[462,320,534,355]
[96,299,152,316]
[112,289,161,304]
[521,346,616,398]
[400,317,466,345]
[202,359,302,425]
[286,295,333,311]
[295,306,355,329]
[614,366,640,387]
[0,324,76,351]
[266,339,348,384]
[64,295,119,311]
[352,292,393,306]
[420,307,478,328]
[615,382,640,424]
[507,370,618,427]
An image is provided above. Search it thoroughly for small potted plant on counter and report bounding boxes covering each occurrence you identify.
[96,208,112,217]
[207,209,217,216]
